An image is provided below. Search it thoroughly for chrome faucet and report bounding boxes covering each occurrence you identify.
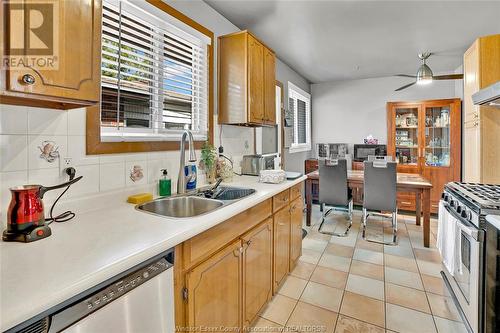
[177,130,197,194]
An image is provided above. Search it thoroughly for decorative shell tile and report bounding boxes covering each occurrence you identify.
[130,165,144,182]
[38,140,59,163]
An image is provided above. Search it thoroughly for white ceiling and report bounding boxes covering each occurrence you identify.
[204,0,500,83]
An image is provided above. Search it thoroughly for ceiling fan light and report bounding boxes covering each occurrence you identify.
[416,63,433,85]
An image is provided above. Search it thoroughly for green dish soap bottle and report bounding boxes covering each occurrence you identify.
[159,169,171,197]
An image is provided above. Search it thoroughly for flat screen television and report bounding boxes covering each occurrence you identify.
[353,144,387,161]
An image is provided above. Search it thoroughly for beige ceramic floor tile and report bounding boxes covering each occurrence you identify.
[300,281,343,312]
[290,261,317,280]
[414,248,443,263]
[427,293,462,321]
[250,317,283,332]
[346,274,384,301]
[384,253,418,272]
[433,316,468,333]
[417,260,443,278]
[303,238,329,252]
[385,283,431,313]
[384,243,415,258]
[278,275,308,300]
[318,253,352,272]
[325,243,355,258]
[334,314,384,333]
[285,301,338,333]
[260,294,297,325]
[329,232,358,247]
[386,303,437,333]
[349,260,384,281]
[421,274,450,296]
[353,248,384,265]
[300,248,323,265]
[355,239,384,253]
[385,267,424,290]
[310,266,348,290]
[340,291,385,328]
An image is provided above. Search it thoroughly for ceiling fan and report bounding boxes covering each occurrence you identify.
[394,52,463,91]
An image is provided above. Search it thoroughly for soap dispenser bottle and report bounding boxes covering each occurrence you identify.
[159,169,171,197]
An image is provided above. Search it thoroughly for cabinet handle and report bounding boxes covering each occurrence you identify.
[473,121,479,127]
[278,222,285,226]
[21,74,35,85]
[246,240,252,246]
[401,201,412,205]
[474,113,479,119]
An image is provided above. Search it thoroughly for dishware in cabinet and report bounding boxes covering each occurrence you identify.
[387,99,461,213]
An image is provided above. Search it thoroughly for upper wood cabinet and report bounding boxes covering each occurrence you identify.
[463,34,500,183]
[0,0,101,109]
[218,30,276,126]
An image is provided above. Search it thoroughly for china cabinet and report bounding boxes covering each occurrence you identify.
[387,99,461,213]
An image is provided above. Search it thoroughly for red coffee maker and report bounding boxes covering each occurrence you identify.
[3,176,82,243]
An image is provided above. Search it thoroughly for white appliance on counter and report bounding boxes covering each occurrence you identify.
[8,249,175,333]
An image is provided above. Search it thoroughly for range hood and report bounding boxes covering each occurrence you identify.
[472,81,500,108]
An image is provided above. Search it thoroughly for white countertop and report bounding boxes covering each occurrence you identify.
[0,175,307,331]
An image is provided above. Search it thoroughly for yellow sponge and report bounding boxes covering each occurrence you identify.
[127,193,153,204]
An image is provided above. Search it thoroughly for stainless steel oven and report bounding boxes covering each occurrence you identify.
[440,196,483,333]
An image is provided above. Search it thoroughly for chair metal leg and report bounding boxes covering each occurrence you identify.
[318,201,353,237]
[362,209,398,246]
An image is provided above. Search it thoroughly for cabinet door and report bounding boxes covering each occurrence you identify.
[263,48,276,125]
[242,219,273,326]
[5,0,101,103]
[289,196,304,270]
[186,239,242,332]
[464,41,480,124]
[464,121,481,182]
[273,206,290,291]
[247,35,264,124]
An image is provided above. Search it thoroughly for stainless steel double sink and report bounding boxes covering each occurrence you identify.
[136,187,256,218]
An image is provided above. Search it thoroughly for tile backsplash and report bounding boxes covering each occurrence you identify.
[0,105,255,226]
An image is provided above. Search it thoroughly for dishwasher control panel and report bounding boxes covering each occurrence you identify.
[85,258,170,311]
[48,254,173,333]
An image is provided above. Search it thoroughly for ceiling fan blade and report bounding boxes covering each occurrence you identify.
[395,74,417,78]
[395,82,416,91]
[433,74,464,80]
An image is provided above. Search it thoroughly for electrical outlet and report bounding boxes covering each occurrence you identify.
[59,157,74,174]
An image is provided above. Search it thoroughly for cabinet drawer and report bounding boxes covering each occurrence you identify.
[273,189,290,212]
[290,182,303,201]
[397,192,416,211]
[183,198,272,268]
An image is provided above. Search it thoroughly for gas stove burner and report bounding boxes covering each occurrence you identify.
[446,182,500,209]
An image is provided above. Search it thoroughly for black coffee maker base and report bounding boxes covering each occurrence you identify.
[2,225,52,242]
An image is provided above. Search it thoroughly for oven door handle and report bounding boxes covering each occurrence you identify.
[444,204,479,241]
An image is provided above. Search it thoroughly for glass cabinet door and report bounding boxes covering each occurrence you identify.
[424,106,451,167]
[394,107,420,165]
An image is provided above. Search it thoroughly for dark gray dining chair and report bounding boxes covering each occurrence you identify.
[318,159,353,237]
[362,156,398,245]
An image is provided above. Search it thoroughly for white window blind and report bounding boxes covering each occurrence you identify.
[100,0,210,142]
[288,82,311,153]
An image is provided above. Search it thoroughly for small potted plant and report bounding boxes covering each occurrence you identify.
[200,142,218,184]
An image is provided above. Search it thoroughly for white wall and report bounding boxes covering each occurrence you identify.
[311,76,460,149]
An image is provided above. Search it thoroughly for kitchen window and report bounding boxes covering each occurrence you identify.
[288,82,311,153]
[87,0,214,154]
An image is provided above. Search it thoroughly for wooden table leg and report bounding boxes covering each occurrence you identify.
[415,192,421,226]
[305,178,312,226]
[423,188,431,248]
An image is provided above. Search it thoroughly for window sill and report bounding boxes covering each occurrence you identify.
[288,145,311,154]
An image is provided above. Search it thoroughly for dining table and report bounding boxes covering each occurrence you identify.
[305,170,434,248]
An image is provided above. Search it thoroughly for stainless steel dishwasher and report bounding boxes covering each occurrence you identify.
[9,249,176,333]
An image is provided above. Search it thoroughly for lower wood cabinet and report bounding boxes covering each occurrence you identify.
[273,206,290,292]
[289,196,304,270]
[242,218,273,326]
[177,182,304,331]
[185,239,242,331]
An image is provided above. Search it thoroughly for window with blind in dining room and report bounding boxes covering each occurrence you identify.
[100,0,211,142]
[288,82,311,153]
